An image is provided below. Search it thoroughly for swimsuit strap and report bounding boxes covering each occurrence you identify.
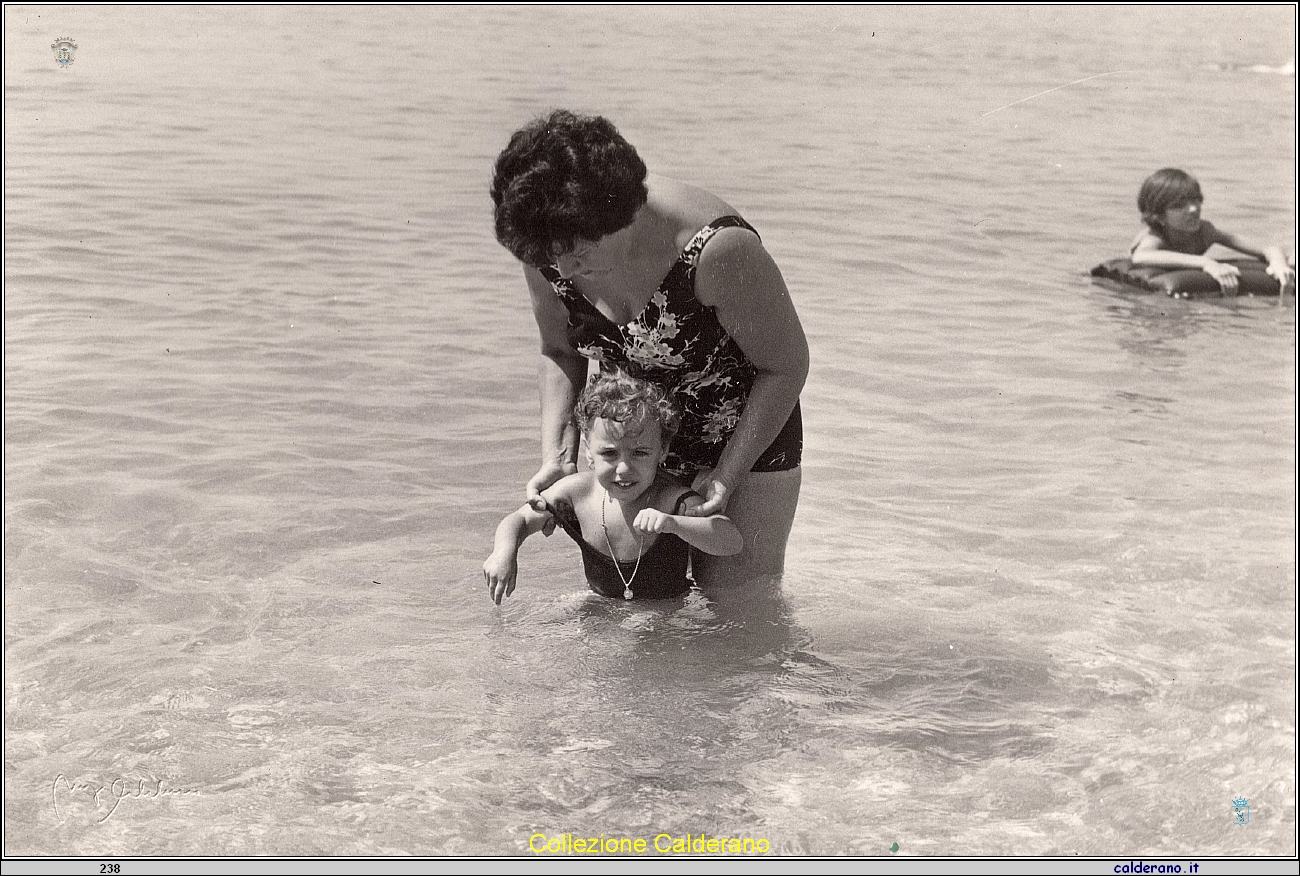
[540,497,583,542]
[671,489,703,515]
[679,216,760,270]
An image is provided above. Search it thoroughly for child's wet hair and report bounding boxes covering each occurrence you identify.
[575,372,682,444]
[1138,168,1204,232]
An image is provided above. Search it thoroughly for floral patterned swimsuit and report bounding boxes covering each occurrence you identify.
[540,216,802,478]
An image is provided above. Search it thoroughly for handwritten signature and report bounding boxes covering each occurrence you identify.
[52,774,199,824]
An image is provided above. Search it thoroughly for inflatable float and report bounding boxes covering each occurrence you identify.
[1090,257,1286,299]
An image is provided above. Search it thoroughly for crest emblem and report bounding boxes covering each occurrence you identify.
[51,37,77,68]
[1232,796,1250,826]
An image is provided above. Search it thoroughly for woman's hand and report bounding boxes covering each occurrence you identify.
[526,461,576,535]
[686,470,731,517]
[1201,258,1241,295]
[526,461,575,511]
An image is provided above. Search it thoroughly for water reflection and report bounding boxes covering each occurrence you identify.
[488,571,1060,796]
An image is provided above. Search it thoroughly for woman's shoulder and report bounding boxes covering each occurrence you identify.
[649,174,733,214]
[691,217,780,309]
[648,176,742,242]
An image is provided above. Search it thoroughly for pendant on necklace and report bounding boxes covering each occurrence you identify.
[601,489,643,600]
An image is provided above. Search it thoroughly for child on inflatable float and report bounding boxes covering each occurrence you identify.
[1092,168,1295,298]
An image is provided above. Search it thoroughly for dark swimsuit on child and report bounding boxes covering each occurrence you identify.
[548,491,699,600]
[539,216,803,478]
[1132,220,1217,256]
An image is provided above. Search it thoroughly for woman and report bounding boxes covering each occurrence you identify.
[491,109,808,587]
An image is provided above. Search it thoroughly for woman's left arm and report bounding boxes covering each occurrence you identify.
[692,227,809,511]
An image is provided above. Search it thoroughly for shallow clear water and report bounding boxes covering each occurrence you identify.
[4,5,1295,857]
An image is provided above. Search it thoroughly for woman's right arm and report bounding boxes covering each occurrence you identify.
[524,267,588,508]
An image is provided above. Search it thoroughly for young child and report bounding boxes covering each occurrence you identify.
[484,372,743,603]
[1130,167,1294,295]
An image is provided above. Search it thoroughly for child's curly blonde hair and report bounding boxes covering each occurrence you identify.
[574,371,681,444]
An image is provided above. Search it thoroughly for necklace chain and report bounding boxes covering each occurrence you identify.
[601,490,643,599]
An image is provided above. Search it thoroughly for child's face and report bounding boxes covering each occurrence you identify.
[585,417,667,502]
[1161,198,1203,232]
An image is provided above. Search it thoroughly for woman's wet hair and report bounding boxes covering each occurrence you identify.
[1137,168,1204,232]
[575,371,681,445]
[491,109,649,267]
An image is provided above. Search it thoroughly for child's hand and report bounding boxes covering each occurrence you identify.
[483,552,518,605]
[1201,259,1241,295]
[632,508,677,535]
[1266,259,1296,291]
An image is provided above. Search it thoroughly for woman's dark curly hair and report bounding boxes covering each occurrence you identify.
[491,110,649,267]
[1137,168,1203,233]
[574,371,681,446]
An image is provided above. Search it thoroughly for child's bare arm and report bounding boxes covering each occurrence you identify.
[1211,229,1295,285]
[1130,231,1241,292]
[632,505,743,556]
[1210,226,1269,260]
[1130,247,1220,269]
[483,504,552,604]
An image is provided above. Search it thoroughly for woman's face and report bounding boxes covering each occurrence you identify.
[552,217,640,279]
[553,238,614,280]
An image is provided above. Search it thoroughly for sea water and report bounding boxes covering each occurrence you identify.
[4,5,1295,857]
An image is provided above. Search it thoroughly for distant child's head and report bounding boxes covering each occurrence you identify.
[576,373,680,495]
[1137,168,1204,233]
